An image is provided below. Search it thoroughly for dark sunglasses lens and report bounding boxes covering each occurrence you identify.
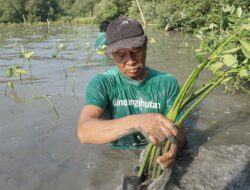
[111,46,144,63]
[112,50,126,63]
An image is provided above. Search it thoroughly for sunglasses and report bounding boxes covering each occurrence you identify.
[111,45,145,64]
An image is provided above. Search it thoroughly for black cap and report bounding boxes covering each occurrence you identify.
[106,16,146,54]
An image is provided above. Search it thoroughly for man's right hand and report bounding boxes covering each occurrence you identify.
[77,106,179,145]
[134,113,178,145]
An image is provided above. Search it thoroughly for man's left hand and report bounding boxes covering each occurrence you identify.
[157,143,177,169]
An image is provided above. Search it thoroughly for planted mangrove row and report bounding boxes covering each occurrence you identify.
[2,30,100,118]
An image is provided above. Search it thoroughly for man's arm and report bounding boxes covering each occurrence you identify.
[77,105,178,145]
[77,105,136,144]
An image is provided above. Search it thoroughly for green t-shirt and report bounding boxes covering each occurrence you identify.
[85,67,180,149]
[95,32,107,50]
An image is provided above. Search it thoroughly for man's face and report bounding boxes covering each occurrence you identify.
[111,45,147,80]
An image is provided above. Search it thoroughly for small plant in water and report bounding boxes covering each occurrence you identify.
[69,64,77,94]
[21,46,34,61]
[20,45,34,76]
[4,65,29,95]
[33,94,59,119]
[52,42,68,78]
[85,42,94,64]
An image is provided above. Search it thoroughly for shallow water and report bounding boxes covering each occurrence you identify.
[0,24,249,190]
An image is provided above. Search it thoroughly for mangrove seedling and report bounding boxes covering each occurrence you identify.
[33,94,59,119]
[69,65,77,95]
[52,42,68,78]
[21,46,34,66]
[85,42,94,65]
[4,65,29,95]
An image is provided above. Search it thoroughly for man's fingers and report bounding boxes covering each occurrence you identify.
[157,151,174,163]
[170,123,178,135]
[157,143,178,168]
[168,136,177,145]
[149,134,165,145]
[161,119,178,136]
[158,158,174,169]
[160,127,172,138]
[169,143,178,156]
[149,135,157,144]
[149,127,167,144]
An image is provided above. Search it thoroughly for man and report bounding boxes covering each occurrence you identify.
[95,20,109,53]
[77,16,185,168]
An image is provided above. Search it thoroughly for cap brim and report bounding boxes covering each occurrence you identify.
[106,35,146,54]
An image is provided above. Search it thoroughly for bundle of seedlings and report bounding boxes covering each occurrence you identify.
[123,18,249,190]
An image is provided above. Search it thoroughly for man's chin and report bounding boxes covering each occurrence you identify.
[128,72,145,80]
[123,67,146,80]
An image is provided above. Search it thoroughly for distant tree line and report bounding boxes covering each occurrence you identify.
[0,0,249,32]
[0,0,60,23]
[0,0,102,23]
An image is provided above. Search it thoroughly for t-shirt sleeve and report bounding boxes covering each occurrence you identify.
[85,74,108,109]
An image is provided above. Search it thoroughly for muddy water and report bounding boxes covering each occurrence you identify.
[0,24,249,190]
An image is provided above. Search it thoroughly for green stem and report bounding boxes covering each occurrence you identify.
[169,34,235,121]
[168,59,211,120]
[179,80,214,111]
[148,145,157,175]
[163,139,171,154]
[177,75,225,125]
[137,143,153,177]
[151,146,161,179]
[209,35,235,60]
[156,150,163,178]
[45,96,59,119]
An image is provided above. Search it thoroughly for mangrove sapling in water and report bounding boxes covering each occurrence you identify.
[3,64,59,111]
[33,94,59,119]
[52,42,68,78]
[125,18,250,190]
[21,45,34,76]
[21,46,33,65]
[4,65,29,95]
[69,65,77,95]
[85,42,95,65]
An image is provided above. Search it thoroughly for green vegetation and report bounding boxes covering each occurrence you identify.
[94,0,132,22]
[3,44,60,118]
[129,0,250,32]
[0,0,249,31]
[0,0,61,23]
[0,0,101,23]
[4,65,29,95]
[138,19,250,187]
[52,42,68,78]
[196,4,250,94]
